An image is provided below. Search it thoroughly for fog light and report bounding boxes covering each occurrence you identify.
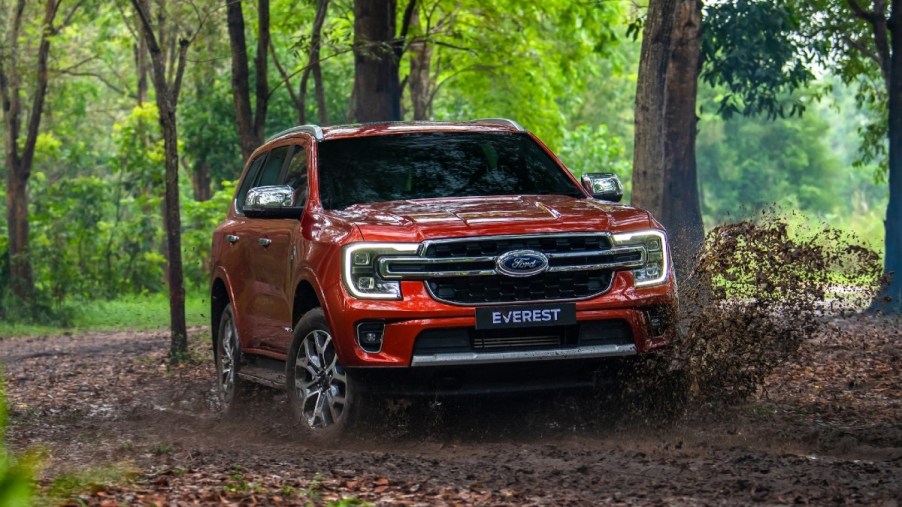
[357,321,385,353]
[645,306,673,337]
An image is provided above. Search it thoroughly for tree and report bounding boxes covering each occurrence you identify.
[349,0,408,122]
[799,0,902,312]
[271,0,331,125]
[0,0,79,311]
[632,0,818,277]
[632,0,705,274]
[226,0,270,161]
[129,0,204,361]
[660,0,704,273]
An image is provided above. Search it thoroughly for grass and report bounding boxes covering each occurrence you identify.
[0,293,209,338]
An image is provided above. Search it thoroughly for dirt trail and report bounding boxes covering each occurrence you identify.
[2,316,900,505]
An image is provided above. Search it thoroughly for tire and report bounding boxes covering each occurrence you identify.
[215,303,246,414]
[286,308,361,441]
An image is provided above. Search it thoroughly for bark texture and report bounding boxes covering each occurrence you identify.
[882,0,902,312]
[632,0,677,218]
[661,0,704,275]
[226,0,269,161]
[632,0,705,278]
[131,0,189,360]
[350,0,401,122]
[407,6,432,121]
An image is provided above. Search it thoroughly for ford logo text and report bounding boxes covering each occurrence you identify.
[496,250,549,278]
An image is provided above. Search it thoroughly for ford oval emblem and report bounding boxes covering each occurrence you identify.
[496,250,549,278]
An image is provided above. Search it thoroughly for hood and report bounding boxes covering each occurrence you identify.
[326,195,652,242]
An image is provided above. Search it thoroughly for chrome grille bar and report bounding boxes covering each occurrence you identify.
[378,246,646,280]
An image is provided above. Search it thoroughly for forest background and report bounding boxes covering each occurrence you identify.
[0,0,890,331]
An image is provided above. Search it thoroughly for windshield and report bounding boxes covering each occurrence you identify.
[316,132,584,210]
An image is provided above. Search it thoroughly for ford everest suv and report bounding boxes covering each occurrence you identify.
[210,119,677,438]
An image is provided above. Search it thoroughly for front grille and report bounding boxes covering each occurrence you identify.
[377,233,643,305]
[427,270,614,305]
[424,234,612,258]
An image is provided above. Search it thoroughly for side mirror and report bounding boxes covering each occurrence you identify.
[244,185,304,219]
[581,173,623,203]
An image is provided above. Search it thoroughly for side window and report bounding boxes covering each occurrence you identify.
[255,146,291,187]
[235,155,267,213]
[283,146,308,206]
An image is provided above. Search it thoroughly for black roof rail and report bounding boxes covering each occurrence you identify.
[266,124,324,142]
[471,118,525,131]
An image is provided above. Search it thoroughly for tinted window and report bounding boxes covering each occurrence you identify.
[316,132,583,210]
[284,146,308,205]
[235,155,267,213]
[255,146,291,187]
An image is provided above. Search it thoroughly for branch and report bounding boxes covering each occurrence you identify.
[130,0,161,55]
[170,38,189,104]
[395,0,417,59]
[53,0,86,33]
[843,34,880,64]
[55,69,133,97]
[269,41,302,111]
[54,56,99,74]
[114,1,139,40]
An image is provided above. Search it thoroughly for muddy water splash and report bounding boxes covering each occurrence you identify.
[666,215,883,405]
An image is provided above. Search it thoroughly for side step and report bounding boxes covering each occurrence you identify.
[238,363,285,389]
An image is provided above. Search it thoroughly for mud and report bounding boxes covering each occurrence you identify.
[1,219,900,505]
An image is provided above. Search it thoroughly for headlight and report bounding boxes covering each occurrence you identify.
[612,230,669,287]
[342,243,419,299]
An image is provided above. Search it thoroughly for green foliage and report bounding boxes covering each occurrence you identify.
[558,124,632,199]
[182,181,236,289]
[426,0,623,149]
[696,79,888,255]
[701,0,818,119]
[0,292,209,337]
[0,379,35,507]
[794,0,889,172]
[697,93,844,223]
[46,464,135,503]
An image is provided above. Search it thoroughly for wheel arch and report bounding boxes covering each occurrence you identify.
[292,279,323,330]
[211,276,231,347]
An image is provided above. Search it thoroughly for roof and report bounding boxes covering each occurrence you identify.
[265,118,525,144]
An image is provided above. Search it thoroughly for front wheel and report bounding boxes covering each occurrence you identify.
[286,308,361,440]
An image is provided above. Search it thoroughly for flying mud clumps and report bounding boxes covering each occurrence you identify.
[622,216,883,422]
[671,216,883,405]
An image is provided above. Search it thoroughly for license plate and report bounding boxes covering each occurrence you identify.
[475,303,576,330]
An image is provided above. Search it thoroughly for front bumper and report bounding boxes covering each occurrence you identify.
[324,271,677,368]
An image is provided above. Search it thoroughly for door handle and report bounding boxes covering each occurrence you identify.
[258,238,272,247]
[226,234,239,244]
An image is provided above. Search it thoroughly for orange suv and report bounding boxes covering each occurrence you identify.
[210,119,677,438]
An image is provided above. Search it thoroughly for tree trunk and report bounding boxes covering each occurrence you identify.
[226,0,263,161]
[350,0,401,122]
[254,0,269,136]
[661,0,704,276]
[299,0,330,125]
[192,162,212,201]
[632,0,677,219]
[408,6,432,121]
[1,0,60,308]
[312,0,330,125]
[879,0,902,313]
[132,0,189,361]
